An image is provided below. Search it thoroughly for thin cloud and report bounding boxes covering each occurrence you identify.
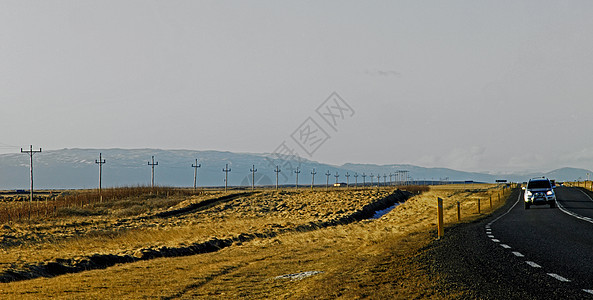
[364,69,402,77]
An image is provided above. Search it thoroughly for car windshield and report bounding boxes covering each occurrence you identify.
[528,180,551,189]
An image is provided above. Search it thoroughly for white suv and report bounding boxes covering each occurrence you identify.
[523,177,556,209]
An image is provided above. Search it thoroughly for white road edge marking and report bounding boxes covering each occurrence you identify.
[525,261,541,268]
[487,191,521,229]
[547,273,571,282]
[500,244,511,249]
[512,251,524,257]
[583,289,593,295]
[556,189,593,225]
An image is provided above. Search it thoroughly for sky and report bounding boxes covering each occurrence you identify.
[1,1,593,174]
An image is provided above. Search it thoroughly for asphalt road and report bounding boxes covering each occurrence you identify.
[429,187,593,299]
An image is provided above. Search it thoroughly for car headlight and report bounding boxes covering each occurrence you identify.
[526,191,532,197]
[547,190,554,196]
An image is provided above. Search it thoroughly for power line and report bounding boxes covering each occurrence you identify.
[191,159,201,190]
[345,172,350,188]
[0,142,19,149]
[294,167,301,190]
[20,145,42,217]
[223,164,231,192]
[250,165,257,190]
[274,166,281,191]
[148,156,158,188]
[95,153,106,202]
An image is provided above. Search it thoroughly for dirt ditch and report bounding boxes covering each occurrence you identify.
[0,190,411,283]
[153,192,255,218]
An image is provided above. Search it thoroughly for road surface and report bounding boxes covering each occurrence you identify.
[430,187,593,299]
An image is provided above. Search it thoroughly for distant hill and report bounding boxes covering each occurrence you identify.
[0,148,591,189]
[526,167,593,183]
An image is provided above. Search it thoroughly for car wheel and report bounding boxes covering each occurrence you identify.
[524,202,530,210]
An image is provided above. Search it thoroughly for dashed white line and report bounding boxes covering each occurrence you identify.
[485,190,583,291]
[583,289,593,295]
[526,261,541,268]
[547,273,571,282]
[512,251,524,257]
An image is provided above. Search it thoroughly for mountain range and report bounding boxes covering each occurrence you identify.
[0,148,591,189]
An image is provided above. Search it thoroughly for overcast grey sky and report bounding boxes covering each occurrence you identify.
[1,1,593,174]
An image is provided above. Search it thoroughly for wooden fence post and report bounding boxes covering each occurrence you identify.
[438,197,444,238]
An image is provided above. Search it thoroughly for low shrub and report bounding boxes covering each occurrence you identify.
[56,207,104,217]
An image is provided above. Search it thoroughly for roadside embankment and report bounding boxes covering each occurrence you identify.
[0,189,411,283]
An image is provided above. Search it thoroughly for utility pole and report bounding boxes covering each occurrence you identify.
[384,174,387,187]
[334,172,339,184]
[148,156,158,188]
[389,173,393,186]
[21,145,41,214]
[362,173,366,187]
[274,166,281,191]
[354,173,358,188]
[95,153,106,202]
[370,173,374,187]
[311,168,317,190]
[345,172,350,188]
[222,164,231,192]
[191,159,201,191]
[294,167,300,190]
[250,165,257,190]
[325,170,331,190]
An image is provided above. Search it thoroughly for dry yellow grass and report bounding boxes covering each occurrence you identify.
[0,189,397,273]
[0,184,512,299]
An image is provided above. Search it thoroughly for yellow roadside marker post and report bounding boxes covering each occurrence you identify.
[437,197,444,239]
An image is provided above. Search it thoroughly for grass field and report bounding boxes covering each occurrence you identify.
[0,184,511,299]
